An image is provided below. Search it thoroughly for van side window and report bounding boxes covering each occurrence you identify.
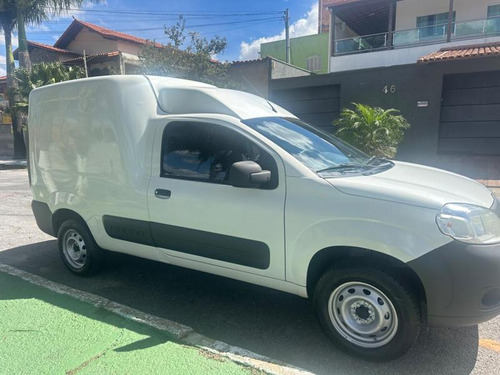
[161,122,278,188]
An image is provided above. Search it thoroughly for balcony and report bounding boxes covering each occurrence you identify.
[334,16,500,55]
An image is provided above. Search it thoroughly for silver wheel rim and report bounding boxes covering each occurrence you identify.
[328,281,398,348]
[62,229,88,269]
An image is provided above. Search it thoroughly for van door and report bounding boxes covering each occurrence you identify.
[147,119,286,280]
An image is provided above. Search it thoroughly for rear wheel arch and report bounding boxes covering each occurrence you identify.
[306,246,427,321]
[52,209,90,236]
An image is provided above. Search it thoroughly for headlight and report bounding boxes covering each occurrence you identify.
[436,203,500,245]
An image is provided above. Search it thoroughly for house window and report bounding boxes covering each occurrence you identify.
[417,12,455,40]
[306,55,322,72]
[488,4,500,18]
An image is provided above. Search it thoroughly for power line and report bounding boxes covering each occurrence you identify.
[45,7,284,17]
[24,17,283,35]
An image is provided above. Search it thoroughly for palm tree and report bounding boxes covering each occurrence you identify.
[334,103,411,158]
[1,0,27,158]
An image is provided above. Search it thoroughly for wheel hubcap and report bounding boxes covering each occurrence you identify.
[328,281,398,348]
[62,229,87,269]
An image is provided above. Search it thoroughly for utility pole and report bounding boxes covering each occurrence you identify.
[284,9,290,63]
[83,50,88,78]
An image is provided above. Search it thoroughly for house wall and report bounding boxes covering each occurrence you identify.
[261,33,329,73]
[269,56,500,183]
[29,49,76,64]
[67,28,119,55]
[396,0,500,30]
[271,60,311,79]
[116,40,142,56]
[228,59,271,98]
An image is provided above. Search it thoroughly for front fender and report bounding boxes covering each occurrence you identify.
[284,177,452,286]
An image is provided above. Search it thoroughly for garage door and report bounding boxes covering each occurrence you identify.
[269,85,340,132]
[439,71,500,155]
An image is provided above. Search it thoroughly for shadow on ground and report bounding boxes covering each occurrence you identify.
[0,241,479,375]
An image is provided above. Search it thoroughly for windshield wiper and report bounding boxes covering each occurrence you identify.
[316,163,366,174]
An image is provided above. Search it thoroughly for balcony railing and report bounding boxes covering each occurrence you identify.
[334,16,500,55]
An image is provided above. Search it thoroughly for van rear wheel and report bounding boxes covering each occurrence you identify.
[313,265,420,362]
[57,219,103,276]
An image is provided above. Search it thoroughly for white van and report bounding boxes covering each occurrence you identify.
[28,75,500,361]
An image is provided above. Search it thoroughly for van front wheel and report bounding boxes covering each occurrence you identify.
[313,265,420,361]
[57,219,103,276]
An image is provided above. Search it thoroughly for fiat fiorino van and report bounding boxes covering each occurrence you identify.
[28,75,500,361]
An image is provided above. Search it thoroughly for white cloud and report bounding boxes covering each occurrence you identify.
[45,0,106,21]
[239,3,318,60]
[0,55,6,76]
[26,24,51,32]
[0,32,19,49]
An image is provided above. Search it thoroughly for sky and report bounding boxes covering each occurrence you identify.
[0,0,319,76]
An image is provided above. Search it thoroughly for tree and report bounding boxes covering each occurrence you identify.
[12,62,85,116]
[333,103,410,158]
[140,15,233,87]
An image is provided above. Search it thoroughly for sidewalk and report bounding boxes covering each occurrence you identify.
[0,271,256,375]
[0,157,26,170]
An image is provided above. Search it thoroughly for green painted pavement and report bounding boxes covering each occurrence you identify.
[0,272,256,375]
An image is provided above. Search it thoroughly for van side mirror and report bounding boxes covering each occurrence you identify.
[228,161,271,188]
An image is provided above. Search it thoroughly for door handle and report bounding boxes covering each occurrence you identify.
[155,189,171,199]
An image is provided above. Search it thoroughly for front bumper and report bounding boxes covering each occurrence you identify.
[408,239,500,327]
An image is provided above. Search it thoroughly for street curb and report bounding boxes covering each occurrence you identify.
[0,263,313,375]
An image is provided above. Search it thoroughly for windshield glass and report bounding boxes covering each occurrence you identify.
[243,117,382,174]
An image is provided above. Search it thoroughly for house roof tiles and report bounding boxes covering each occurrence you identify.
[27,41,76,54]
[54,18,163,49]
[419,42,500,63]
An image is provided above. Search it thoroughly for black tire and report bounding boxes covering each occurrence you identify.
[57,219,103,276]
[313,264,420,362]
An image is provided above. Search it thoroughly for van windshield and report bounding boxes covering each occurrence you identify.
[243,117,393,176]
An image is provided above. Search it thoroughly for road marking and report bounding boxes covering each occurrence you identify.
[479,339,500,353]
[0,262,313,375]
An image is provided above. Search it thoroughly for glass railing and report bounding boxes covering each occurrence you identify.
[394,23,449,46]
[333,16,500,56]
[454,17,500,38]
[335,32,388,54]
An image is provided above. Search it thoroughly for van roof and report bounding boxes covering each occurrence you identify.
[32,75,294,120]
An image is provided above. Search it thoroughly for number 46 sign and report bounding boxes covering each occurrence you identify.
[383,84,397,94]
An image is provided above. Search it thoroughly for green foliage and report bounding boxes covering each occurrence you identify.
[12,62,85,116]
[140,15,234,87]
[334,103,410,158]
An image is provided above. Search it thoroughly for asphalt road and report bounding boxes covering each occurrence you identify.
[1,169,499,375]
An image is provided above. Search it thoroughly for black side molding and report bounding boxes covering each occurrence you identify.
[150,222,270,270]
[103,215,270,270]
[103,215,155,247]
[31,200,55,237]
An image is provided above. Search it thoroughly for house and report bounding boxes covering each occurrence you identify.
[14,18,162,76]
[326,0,500,72]
[266,0,500,186]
